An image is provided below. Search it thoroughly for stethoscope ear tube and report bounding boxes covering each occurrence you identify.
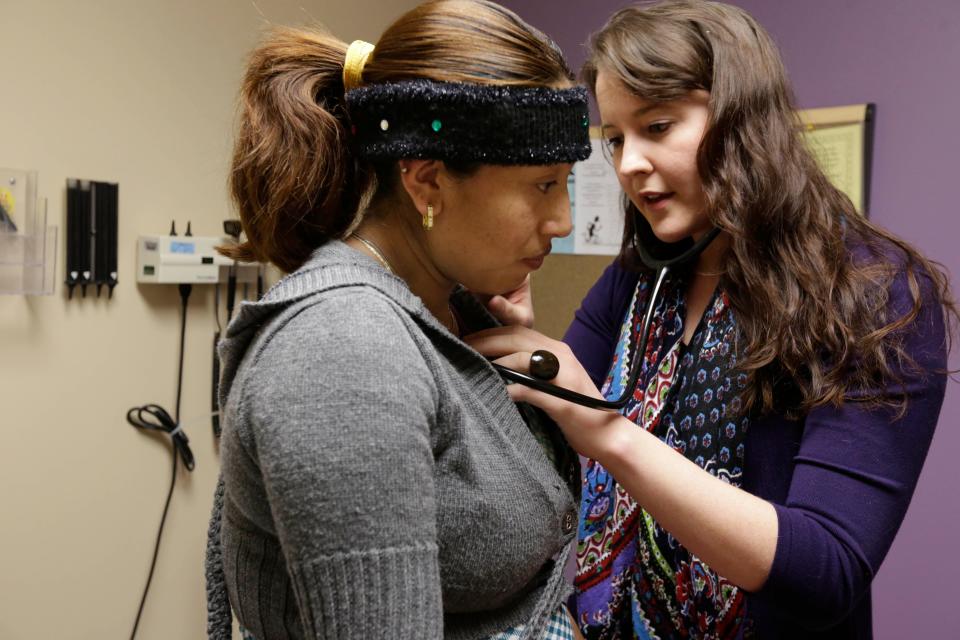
[492,265,669,411]
[635,226,722,270]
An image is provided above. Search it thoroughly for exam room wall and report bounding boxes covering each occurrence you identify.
[502,0,960,634]
[0,1,417,638]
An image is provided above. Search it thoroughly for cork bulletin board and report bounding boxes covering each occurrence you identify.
[799,103,875,215]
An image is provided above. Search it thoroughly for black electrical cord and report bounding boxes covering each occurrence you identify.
[125,283,195,640]
[212,283,222,438]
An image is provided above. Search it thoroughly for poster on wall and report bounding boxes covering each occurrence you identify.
[799,103,875,216]
[554,133,624,255]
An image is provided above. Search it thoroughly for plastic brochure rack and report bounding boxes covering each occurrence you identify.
[0,169,57,295]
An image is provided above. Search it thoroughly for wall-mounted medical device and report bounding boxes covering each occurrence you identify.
[137,223,265,439]
[66,179,118,298]
[136,234,258,285]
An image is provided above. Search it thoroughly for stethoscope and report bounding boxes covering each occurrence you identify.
[492,222,722,411]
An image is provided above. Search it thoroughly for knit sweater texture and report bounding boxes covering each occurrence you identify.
[205,240,579,640]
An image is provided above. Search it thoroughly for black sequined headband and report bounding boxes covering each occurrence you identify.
[345,80,592,165]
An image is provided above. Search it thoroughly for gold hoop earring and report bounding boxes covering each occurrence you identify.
[423,204,434,230]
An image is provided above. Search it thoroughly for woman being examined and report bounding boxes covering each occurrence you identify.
[469,1,954,637]
[204,1,594,638]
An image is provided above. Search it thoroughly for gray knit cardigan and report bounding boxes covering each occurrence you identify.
[205,241,579,639]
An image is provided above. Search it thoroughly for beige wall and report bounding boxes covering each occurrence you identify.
[530,255,611,340]
[0,1,416,638]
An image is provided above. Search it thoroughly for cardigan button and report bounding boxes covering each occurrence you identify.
[561,510,576,534]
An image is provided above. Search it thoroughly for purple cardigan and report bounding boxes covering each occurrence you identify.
[563,259,947,639]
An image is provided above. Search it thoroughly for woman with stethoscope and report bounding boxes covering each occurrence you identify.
[468,1,955,637]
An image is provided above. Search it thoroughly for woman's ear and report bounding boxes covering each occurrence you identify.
[398,160,443,219]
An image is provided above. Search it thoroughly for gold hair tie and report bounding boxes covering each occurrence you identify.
[343,40,375,92]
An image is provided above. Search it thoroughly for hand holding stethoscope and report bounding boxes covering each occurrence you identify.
[478,226,722,411]
[464,326,623,460]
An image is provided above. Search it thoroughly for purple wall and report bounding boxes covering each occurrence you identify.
[502,0,960,635]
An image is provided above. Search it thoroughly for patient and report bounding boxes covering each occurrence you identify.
[204,1,591,638]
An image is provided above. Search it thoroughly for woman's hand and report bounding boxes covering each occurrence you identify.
[476,276,535,328]
[464,326,626,461]
[467,329,779,594]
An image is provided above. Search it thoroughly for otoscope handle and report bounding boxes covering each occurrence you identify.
[212,331,221,438]
[225,269,237,320]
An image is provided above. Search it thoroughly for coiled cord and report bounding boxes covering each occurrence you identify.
[124,283,195,640]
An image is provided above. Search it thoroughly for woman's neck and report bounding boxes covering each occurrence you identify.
[347,216,460,335]
[692,230,730,276]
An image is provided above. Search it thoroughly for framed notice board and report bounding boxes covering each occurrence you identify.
[798,103,875,216]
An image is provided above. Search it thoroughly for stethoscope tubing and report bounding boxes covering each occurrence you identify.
[492,265,669,410]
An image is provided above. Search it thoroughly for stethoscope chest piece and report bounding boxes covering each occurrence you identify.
[529,350,560,381]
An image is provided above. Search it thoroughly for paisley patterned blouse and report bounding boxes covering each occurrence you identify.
[575,271,754,640]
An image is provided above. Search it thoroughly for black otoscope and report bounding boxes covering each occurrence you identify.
[212,220,243,437]
[492,225,722,411]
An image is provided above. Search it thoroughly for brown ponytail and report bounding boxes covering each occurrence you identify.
[222,28,368,273]
[225,0,573,273]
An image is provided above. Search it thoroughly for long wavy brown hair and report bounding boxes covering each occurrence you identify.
[583,0,956,416]
[223,0,573,273]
